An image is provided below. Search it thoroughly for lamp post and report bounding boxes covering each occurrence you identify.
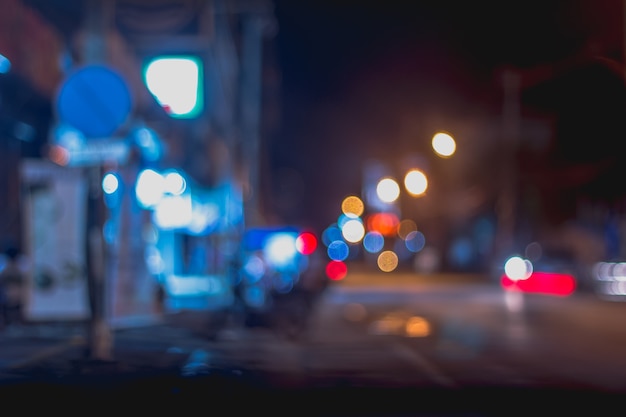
[496,69,521,259]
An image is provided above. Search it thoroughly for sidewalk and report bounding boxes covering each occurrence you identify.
[0,274,492,381]
[0,276,508,386]
[0,310,214,383]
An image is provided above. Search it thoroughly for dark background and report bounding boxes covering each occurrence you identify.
[268,0,626,233]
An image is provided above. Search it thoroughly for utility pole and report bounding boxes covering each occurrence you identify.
[82,0,114,362]
[495,69,521,258]
[240,12,264,227]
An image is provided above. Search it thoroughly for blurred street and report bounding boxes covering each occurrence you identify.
[2,1,626,415]
[1,268,626,413]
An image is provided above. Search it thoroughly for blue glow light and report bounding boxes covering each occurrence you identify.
[264,232,298,269]
[363,231,385,253]
[328,240,349,261]
[103,220,117,245]
[337,213,353,229]
[135,169,164,208]
[243,254,265,284]
[54,124,85,149]
[0,53,11,74]
[405,231,426,253]
[322,225,343,247]
[134,126,163,162]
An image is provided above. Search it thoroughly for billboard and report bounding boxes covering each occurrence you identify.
[21,159,90,320]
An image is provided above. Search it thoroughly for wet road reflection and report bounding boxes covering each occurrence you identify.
[198,274,626,392]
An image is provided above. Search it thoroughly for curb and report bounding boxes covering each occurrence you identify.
[5,335,86,370]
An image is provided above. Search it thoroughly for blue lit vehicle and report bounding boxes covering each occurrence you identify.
[232,225,325,339]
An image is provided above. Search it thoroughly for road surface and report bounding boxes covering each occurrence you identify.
[1,271,625,414]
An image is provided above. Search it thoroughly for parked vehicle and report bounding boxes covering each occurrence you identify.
[227,226,327,340]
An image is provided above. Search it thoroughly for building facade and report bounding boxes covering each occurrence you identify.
[2,0,279,326]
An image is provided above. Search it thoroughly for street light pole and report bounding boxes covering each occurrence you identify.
[495,69,521,258]
[82,0,114,362]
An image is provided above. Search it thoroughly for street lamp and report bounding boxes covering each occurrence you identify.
[404,169,428,197]
[0,52,10,74]
[341,195,365,218]
[376,177,400,203]
[432,132,456,158]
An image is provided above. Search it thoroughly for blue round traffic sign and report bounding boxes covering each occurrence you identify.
[56,65,133,139]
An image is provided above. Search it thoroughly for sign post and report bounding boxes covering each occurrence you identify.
[55,50,133,362]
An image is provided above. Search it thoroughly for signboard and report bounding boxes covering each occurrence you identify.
[62,138,130,167]
[21,159,90,320]
[56,65,133,138]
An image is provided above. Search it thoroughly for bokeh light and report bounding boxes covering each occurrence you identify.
[376,177,400,203]
[404,230,426,252]
[363,231,385,253]
[504,256,533,281]
[322,224,343,247]
[326,260,348,280]
[404,169,428,196]
[0,53,11,74]
[153,194,192,229]
[432,132,456,157]
[243,254,266,284]
[163,170,186,195]
[186,201,219,235]
[502,271,575,296]
[367,212,400,237]
[102,172,120,194]
[337,213,354,229]
[144,56,203,118]
[102,219,116,244]
[296,231,318,255]
[341,218,365,243]
[377,250,399,272]
[264,232,298,269]
[593,261,626,297]
[54,124,85,150]
[134,126,162,162]
[341,195,364,218]
[135,168,165,208]
[405,316,431,337]
[48,144,70,166]
[397,219,418,240]
[328,240,350,261]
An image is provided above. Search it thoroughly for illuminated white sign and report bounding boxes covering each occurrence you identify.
[50,139,130,167]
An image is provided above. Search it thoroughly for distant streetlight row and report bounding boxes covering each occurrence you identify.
[376,131,456,202]
[319,132,456,275]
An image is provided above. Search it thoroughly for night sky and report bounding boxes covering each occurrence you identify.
[268,0,625,232]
